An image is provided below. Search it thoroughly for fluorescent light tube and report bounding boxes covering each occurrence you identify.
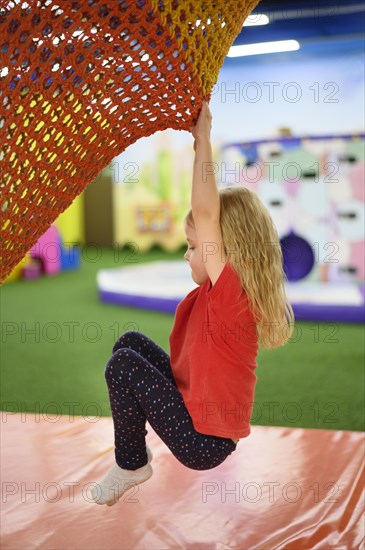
[243,14,270,26]
[228,40,300,57]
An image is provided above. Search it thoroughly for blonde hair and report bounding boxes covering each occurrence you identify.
[185,186,295,350]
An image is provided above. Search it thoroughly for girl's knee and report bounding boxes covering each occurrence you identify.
[112,330,144,353]
[120,330,142,343]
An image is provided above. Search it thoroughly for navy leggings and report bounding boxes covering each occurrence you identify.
[104,331,237,471]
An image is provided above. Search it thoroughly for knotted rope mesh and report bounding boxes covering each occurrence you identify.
[1,0,259,282]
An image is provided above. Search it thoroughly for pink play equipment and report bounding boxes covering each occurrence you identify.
[5,224,80,282]
[26,225,62,279]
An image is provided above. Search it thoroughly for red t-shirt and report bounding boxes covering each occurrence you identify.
[169,262,258,439]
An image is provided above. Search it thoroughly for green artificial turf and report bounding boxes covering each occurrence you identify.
[1,246,364,432]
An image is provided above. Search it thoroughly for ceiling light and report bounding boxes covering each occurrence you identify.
[243,14,270,26]
[227,40,300,57]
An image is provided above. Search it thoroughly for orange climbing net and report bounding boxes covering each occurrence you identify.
[0,0,259,282]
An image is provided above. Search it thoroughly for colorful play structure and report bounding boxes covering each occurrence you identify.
[5,225,80,282]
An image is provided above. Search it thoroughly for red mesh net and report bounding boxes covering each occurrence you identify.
[0,0,259,282]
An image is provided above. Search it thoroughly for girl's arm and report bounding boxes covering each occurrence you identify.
[190,103,227,286]
[191,103,220,218]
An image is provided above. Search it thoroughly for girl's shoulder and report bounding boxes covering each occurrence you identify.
[207,262,243,302]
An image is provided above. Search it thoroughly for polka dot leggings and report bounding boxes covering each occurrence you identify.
[104,331,237,471]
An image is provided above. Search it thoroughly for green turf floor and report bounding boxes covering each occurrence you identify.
[1,247,364,432]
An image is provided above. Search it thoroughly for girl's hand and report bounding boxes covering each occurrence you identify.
[190,101,212,143]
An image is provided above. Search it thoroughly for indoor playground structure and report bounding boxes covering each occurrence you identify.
[98,133,365,324]
[5,225,80,282]
[1,0,364,549]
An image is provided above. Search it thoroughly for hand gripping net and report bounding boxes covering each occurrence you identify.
[0,0,258,282]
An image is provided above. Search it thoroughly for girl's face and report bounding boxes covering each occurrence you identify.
[183,223,209,286]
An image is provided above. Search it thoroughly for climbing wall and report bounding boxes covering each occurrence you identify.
[221,134,365,283]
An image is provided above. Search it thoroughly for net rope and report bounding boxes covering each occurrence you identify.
[0,0,258,282]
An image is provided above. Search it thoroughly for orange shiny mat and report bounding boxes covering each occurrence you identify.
[1,414,364,550]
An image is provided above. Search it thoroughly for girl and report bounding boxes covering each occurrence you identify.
[91,102,294,506]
